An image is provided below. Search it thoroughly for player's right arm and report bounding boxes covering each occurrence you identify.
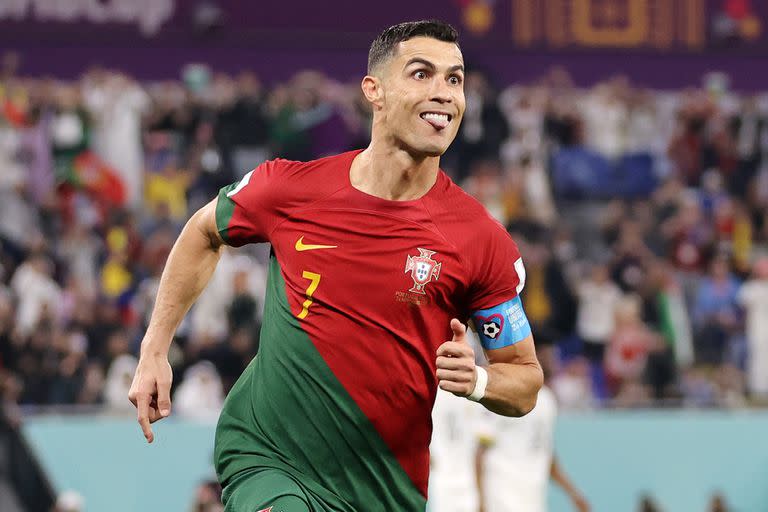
[129,159,295,443]
[129,199,224,443]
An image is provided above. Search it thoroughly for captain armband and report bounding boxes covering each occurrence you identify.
[471,296,532,350]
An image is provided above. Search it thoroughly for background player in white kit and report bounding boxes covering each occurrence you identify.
[429,332,590,512]
[476,379,591,512]
[428,387,484,512]
[429,383,590,512]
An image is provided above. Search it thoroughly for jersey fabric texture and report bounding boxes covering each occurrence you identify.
[213,150,524,512]
[222,467,329,512]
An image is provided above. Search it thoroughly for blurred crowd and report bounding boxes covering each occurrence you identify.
[2,50,768,423]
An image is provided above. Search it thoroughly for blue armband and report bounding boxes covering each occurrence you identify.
[471,296,532,350]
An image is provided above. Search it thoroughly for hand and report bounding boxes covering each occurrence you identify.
[571,492,591,512]
[128,351,173,443]
[436,318,477,397]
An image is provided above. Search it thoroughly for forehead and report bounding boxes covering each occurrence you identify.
[392,37,464,69]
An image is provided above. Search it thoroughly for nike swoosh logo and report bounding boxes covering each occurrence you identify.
[295,236,338,252]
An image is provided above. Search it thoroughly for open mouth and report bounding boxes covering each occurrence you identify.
[420,112,452,130]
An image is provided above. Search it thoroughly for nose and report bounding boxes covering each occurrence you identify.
[429,79,453,104]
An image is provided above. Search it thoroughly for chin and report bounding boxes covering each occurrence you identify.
[397,132,454,158]
[423,147,448,157]
[410,140,452,158]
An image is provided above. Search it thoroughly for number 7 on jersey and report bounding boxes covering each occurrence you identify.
[297,271,322,319]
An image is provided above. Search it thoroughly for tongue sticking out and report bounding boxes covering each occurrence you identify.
[421,113,450,130]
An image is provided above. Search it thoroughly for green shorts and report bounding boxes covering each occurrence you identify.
[222,468,335,512]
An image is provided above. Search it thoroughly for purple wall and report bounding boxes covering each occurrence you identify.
[2,0,768,89]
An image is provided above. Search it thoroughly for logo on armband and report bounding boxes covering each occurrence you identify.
[477,313,504,340]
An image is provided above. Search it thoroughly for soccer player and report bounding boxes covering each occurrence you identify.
[476,385,591,512]
[129,20,542,512]
[428,387,484,512]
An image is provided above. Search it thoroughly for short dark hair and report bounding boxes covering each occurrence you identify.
[368,20,459,74]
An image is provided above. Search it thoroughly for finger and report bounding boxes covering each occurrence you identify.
[136,394,154,443]
[148,408,165,424]
[450,318,467,343]
[438,379,470,395]
[436,356,475,372]
[436,341,473,358]
[436,368,474,383]
[145,398,165,424]
[156,378,172,418]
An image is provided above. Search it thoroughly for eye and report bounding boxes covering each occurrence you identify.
[413,70,427,80]
[449,75,462,86]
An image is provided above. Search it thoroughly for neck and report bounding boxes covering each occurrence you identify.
[350,139,440,201]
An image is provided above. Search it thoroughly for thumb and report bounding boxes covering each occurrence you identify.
[450,318,467,343]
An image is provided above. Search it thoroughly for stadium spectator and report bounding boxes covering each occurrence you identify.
[104,354,139,411]
[551,356,595,410]
[10,253,61,337]
[637,494,664,512]
[605,295,663,400]
[707,492,731,512]
[173,361,224,419]
[582,79,629,159]
[576,261,623,365]
[691,255,742,365]
[515,238,576,350]
[737,256,768,401]
[447,71,509,182]
[52,490,84,512]
[190,479,224,512]
[680,366,719,407]
[82,70,150,207]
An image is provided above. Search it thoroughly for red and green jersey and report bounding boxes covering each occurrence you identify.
[213,150,523,511]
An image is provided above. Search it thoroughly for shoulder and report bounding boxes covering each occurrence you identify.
[232,150,358,207]
[426,174,524,304]
[261,150,358,182]
[426,174,513,247]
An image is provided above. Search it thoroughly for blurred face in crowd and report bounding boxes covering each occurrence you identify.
[591,263,609,284]
[711,257,730,280]
[364,36,465,158]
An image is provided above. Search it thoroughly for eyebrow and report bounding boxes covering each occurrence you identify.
[404,57,465,74]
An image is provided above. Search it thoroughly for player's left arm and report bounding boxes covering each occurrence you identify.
[438,224,543,415]
[460,288,542,416]
[436,315,542,417]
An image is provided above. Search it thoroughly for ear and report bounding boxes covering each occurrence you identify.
[361,75,384,110]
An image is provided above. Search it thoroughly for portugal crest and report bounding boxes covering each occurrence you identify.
[404,248,441,295]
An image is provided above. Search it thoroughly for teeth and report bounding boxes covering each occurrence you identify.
[421,113,449,122]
